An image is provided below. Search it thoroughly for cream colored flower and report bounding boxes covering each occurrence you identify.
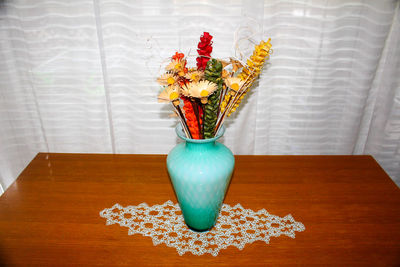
[157,73,177,86]
[224,77,245,92]
[184,70,204,82]
[230,58,244,72]
[182,81,217,98]
[158,85,180,103]
[221,69,231,79]
[166,59,186,74]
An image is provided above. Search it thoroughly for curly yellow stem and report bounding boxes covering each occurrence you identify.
[221,39,272,116]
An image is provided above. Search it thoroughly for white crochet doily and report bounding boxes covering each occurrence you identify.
[99,200,305,256]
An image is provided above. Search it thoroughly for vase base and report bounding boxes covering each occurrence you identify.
[186,224,213,232]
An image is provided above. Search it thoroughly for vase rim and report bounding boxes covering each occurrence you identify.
[175,123,225,143]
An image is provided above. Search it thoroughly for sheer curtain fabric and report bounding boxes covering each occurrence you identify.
[1,0,399,193]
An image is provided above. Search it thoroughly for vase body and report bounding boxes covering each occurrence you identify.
[167,124,235,232]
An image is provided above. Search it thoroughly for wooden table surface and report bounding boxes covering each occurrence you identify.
[0,153,400,266]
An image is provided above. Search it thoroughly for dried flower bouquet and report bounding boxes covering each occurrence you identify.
[158,32,272,139]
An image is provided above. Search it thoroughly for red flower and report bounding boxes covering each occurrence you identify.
[201,32,212,42]
[196,32,213,70]
[172,52,185,61]
[198,46,212,55]
[198,42,207,49]
[196,57,209,67]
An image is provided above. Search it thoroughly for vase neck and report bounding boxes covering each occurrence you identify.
[185,140,216,151]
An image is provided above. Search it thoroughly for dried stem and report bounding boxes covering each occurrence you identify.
[214,67,258,136]
[214,91,235,135]
[201,102,206,138]
[172,100,192,139]
[216,85,226,119]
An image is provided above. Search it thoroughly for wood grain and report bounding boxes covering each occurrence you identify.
[0,153,400,266]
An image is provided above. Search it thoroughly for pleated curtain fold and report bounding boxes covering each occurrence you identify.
[0,0,399,193]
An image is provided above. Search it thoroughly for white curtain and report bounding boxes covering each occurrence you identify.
[1,0,399,194]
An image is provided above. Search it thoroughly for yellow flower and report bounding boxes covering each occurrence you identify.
[166,59,186,73]
[184,70,204,82]
[230,58,244,72]
[182,81,217,98]
[157,73,177,86]
[224,77,245,92]
[158,85,180,103]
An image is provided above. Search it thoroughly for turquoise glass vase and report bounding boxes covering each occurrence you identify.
[167,124,235,232]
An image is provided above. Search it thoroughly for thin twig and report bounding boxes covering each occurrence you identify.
[172,101,192,139]
[214,67,258,136]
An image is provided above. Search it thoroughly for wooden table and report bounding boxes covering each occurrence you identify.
[0,153,400,266]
